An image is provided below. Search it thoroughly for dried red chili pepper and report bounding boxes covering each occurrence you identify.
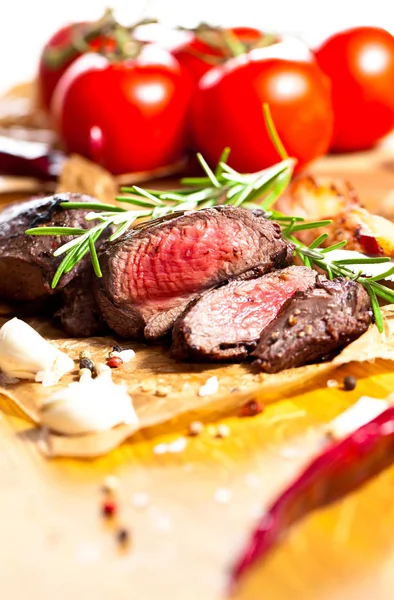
[231,405,394,584]
[0,136,65,180]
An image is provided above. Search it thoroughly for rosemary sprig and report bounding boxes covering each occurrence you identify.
[25,148,296,288]
[24,106,394,331]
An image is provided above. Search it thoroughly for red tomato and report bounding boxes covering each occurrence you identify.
[191,49,334,172]
[315,27,394,152]
[38,21,115,111]
[172,27,265,86]
[52,45,193,174]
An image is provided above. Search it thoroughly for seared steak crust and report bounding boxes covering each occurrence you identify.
[171,266,317,361]
[94,206,294,340]
[57,268,107,338]
[0,193,99,302]
[252,277,373,373]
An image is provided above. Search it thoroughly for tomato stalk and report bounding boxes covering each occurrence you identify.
[178,23,278,65]
[42,11,157,70]
[42,8,117,69]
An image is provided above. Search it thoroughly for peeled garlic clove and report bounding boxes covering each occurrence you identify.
[0,318,74,384]
[40,371,139,435]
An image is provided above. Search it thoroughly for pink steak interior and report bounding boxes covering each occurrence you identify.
[207,267,316,346]
[120,217,257,303]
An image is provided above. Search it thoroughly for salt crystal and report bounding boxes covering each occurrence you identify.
[153,443,168,455]
[167,437,187,453]
[214,487,232,504]
[198,376,219,397]
[131,492,151,509]
[327,379,339,388]
[155,514,172,532]
[279,446,300,460]
[112,349,135,363]
[244,473,261,488]
[103,475,119,492]
[76,542,100,564]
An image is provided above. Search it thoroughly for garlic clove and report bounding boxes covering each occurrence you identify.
[0,318,74,384]
[40,371,139,435]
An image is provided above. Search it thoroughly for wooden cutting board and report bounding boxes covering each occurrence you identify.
[1,145,394,600]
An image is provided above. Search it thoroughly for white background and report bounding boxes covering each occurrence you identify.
[1,0,394,93]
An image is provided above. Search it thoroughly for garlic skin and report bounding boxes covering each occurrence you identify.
[0,318,74,385]
[40,369,139,435]
[325,397,390,440]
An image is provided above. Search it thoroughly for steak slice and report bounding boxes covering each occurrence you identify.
[171,266,317,361]
[252,277,373,373]
[95,206,294,340]
[0,193,98,302]
[57,268,107,338]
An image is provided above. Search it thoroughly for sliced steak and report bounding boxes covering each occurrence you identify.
[252,277,373,373]
[57,268,107,338]
[0,193,99,302]
[171,266,317,361]
[95,206,294,340]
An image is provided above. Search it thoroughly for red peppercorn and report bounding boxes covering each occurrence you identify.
[106,356,123,369]
[241,400,264,417]
[102,500,117,517]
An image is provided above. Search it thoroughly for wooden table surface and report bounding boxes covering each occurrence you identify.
[2,146,394,600]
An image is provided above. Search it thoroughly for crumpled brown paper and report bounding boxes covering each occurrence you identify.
[1,306,394,458]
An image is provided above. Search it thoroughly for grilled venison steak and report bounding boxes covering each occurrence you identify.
[57,268,107,338]
[171,266,317,361]
[95,206,294,340]
[252,277,373,373]
[0,193,99,302]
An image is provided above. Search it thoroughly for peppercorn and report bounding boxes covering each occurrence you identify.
[188,421,204,436]
[343,375,357,391]
[216,424,230,438]
[102,475,119,494]
[106,356,123,369]
[241,400,264,417]
[112,344,123,353]
[79,357,95,372]
[102,500,117,517]
[117,528,129,543]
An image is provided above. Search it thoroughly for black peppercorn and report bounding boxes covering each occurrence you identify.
[117,528,130,546]
[79,357,95,372]
[343,375,357,391]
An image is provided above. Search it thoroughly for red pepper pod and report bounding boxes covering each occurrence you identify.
[231,405,394,584]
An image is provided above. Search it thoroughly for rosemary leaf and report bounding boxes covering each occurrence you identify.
[120,186,164,206]
[366,285,384,333]
[366,265,394,282]
[214,147,231,176]
[321,240,348,253]
[25,227,87,236]
[53,232,89,257]
[114,196,162,209]
[196,153,221,188]
[60,201,125,212]
[368,281,394,304]
[309,233,329,249]
[288,219,332,233]
[51,247,79,288]
[334,257,390,265]
[109,220,134,241]
[89,235,102,278]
